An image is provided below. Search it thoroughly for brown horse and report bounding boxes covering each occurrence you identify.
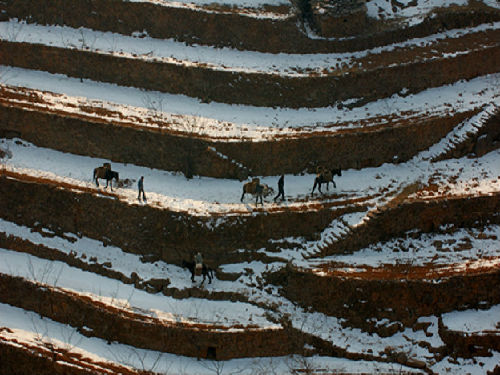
[93,166,119,191]
[241,178,273,205]
[312,167,341,195]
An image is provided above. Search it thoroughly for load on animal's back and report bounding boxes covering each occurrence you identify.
[312,166,341,195]
[182,258,215,284]
[93,162,119,190]
[241,177,273,205]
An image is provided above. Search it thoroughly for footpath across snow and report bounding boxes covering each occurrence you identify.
[1,134,500,215]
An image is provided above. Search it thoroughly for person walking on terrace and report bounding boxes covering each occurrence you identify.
[274,174,285,202]
[138,176,147,202]
[194,252,203,276]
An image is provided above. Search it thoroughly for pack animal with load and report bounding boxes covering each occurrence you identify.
[240,178,273,205]
[93,162,119,191]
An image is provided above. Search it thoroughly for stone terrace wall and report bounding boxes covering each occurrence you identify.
[0,104,250,180]
[3,0,500,53]
[0,102,475,177]
[269,194,500,325]
[0,343,97,375]
[434,108,500,161]
[323,193,500,256]
[0,175,358,265]
[439,320,500,358]
[278,265,500,325]
[2,40,500,108]
[214,112,471,175]
[0,274,300,360]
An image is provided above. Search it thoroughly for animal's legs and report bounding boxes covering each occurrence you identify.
[256,194,263,205]
[206,268,213,284]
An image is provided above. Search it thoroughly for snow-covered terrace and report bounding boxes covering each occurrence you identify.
[364,0,500,25]
[442,305,500,334]
[1,67,500,141]
[1,221,500,373]
[1,301,432,374]
[0,247,279,330]
[127,0,293,19]
[2,135,499,216]
[1,20,500,77]
[1,142,499,372]
[2,1,500,373]
[306,225,500,280]
[2,300,499,374]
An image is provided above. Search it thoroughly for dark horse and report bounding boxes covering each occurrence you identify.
[312,167,341,195]
[182,260,215,284]
[93,166,119,191]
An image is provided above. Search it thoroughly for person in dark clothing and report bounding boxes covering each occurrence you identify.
[138,176,146,202]
[274,174,285,202]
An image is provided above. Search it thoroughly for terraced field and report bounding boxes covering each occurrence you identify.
[1,0,500,374]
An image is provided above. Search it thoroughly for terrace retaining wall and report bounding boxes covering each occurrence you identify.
[0,101,476,177]
[0,274,299,360]
[434,108,500,161]
[439,319,500,358]
[272,193,500,324]
[0,342,99,375]
[278,265,500,326]
[0,174,358,266]
[3,0,500,52]
[2,40,500,108]
[1,175,498,267]
[323,193,500,256]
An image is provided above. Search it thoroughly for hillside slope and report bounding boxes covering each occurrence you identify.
[1,0,500,374]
